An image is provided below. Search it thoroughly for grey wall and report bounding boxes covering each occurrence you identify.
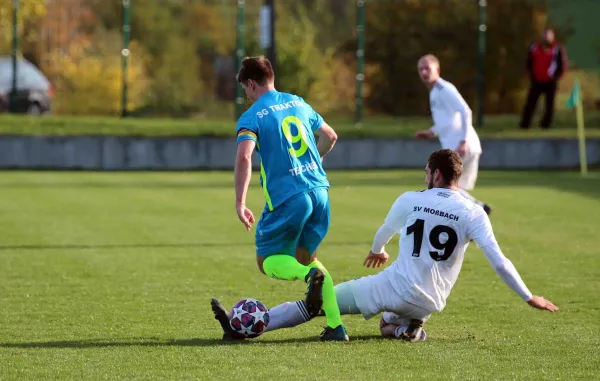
[0,136,597,170]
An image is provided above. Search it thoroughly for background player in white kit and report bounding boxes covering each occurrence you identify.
[415,54,492,215]
[251,149,557,342]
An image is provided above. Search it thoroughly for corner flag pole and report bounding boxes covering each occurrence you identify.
[566,78,587,176]
[576,100,588,176]
[235,0,245,120]
[575,80,587,176]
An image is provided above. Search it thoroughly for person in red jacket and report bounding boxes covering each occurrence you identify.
[519,28,567,129]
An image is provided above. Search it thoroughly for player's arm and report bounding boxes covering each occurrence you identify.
[365,194,410,268]
[314,122,338,158]
[415,129,435,139]
[305,102,337,158]
[470,211,558,312]
[441,87,472,155]
[416,112,437,139]
[234,130,257,231]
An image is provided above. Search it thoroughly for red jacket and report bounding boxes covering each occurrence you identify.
[526,42,567,83]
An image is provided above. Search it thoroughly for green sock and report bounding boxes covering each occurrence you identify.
[262,255,311,281]
[309,260,343,329]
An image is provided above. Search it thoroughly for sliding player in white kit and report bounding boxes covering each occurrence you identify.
[254,149,557,342]
[415,54,492,214]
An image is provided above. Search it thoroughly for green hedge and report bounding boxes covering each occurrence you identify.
[0,111,598,138]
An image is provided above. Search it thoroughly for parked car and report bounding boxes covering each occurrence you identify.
[0,57,53,115]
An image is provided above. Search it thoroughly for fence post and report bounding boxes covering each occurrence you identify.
[355,0,365,126]
[10,0,19,113]
[476,0,487,128]
[121,0,131,117]
[235,0,246,120]
[264,0,276,88]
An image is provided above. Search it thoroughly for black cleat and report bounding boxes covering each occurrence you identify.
[320,325,350,342]
[304,268,325,317]
[397,319,425,342]
[210,298,244,341]
[483,204,492,215]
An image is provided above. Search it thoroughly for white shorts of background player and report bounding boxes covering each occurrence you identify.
[458,152,480,191]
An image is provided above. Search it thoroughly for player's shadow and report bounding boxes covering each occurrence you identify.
[0,335,384,349]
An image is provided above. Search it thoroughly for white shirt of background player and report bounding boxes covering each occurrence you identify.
[415,54,481,157]
[363,157,559,319]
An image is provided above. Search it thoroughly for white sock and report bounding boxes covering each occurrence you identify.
[263,301,311,333]
[394,325,409,338]
[394,325,427,341]
[458,188,484,207]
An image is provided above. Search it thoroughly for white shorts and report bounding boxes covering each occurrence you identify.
[340,272,433,323]
[458,152,480,191]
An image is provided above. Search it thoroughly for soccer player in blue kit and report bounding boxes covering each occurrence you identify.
[211,56,349,341]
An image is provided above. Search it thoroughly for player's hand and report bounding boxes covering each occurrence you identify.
[363,251,389,268]
[236,203,255,231]
[456,141,468,157]
[527,295,559,312]
[415,130,434,140]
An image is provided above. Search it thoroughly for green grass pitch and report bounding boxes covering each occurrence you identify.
[0,170,599,380]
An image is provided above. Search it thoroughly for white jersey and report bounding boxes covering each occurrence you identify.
[429,78,482,154]
[372,188,497,312]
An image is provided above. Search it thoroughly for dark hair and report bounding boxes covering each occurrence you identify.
[236,56,274,86]
[427,149,463,185]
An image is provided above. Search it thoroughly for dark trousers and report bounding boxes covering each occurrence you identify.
[519,81,557,129]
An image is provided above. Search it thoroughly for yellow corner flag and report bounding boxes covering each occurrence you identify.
[565,78,587,176]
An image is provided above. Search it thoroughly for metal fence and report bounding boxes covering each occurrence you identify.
[2,0,599,122]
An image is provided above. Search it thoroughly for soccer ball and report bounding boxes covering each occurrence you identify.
[229,298,270,338]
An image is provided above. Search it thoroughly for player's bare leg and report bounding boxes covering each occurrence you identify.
[295,246,312,266]
[256,255,266,274]
[380,324,399,337]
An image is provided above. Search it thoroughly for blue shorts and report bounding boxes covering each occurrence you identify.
[256,187,330,258]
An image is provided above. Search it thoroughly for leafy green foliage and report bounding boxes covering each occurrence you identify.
[0,0,46,54]
[361,0,545,115]
[47,30,150,116]
[6,0,594,119]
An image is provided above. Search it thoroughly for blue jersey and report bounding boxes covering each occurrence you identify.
[236,90,329,211]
